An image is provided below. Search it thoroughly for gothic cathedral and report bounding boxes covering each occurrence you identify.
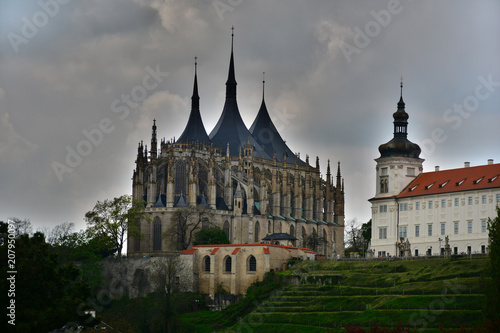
[128,33,345,259]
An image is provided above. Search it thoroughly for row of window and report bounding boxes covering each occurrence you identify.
[378,194,500,213]
[380,219,488,239]
[204,255,257,273]
[377,244,487,258]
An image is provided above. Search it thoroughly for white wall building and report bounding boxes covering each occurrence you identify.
[369,84,500,257]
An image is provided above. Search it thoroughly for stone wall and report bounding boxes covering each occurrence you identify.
[99,256,196,300]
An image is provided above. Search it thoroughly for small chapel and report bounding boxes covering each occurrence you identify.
[127,31,345,259]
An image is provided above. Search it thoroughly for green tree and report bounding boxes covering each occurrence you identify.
[193,226,230,245]
[85,195,148,258]
[1,232,92,332]
[485,206,500,320]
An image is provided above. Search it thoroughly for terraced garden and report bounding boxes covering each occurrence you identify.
[229,256,489,332]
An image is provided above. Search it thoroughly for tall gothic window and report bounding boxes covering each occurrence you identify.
[134,221,141,252]
[175,160,187,195]
[290,225,295,238]
[153,217,162,251]
[223,220,230,241]
[254,221,260,243]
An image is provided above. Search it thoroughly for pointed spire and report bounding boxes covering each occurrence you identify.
[262,72,265,101]
[177,58,210,144]
[151,119,157,158]
[336,161,342,189]
[192,57,199,110]
[226,26,237,98]
[398,77,405,108]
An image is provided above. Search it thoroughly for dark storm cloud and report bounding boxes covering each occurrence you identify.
[0,0,498,231]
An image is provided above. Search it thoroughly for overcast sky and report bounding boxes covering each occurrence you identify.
[1,0,499,233]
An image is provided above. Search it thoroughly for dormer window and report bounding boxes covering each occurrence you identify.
[473,177,484,185]
[488,175,498,183]
[409,184,418,192]
[425,182,435,190]
[456,178,466,186]
[439,180,449,188]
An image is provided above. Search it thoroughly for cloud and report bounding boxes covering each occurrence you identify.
[0,112,38,164]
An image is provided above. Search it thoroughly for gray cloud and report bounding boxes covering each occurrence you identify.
[0,0,499,231]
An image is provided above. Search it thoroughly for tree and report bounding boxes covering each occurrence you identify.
[47,221,75,245]
[361,219,372,246]
[85,195,148,258]
[151,255,181,333]
[7,217,33,237]
[168,207,212,251]
[193,226,230,245]
[485,206,500,320]
[0,232,92,331]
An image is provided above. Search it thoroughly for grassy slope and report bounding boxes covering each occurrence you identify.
[231,256,488,332]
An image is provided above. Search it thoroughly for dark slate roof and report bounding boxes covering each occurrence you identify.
[197,194,209,207]
[216,196,230,210]
[177,62,210,144]
[174,195,188,207]
[262,233,297,241]
[153,194,165,207]
[208,37,270,159]
[249,94,305,165]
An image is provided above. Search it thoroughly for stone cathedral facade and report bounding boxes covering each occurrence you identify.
[128,35,345,259]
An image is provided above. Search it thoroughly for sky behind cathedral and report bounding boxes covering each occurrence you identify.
[1,0,499,232]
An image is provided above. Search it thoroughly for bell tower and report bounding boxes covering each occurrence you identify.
[374,81,424,198]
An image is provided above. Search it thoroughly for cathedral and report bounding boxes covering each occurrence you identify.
[128,33,345,259]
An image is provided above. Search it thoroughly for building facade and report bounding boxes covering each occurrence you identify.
[128,34,345,259]
[180,244,316,296]
[369,83,500,257]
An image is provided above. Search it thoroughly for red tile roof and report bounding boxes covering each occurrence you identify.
[210,248,219,255]
[180,249,197,255]
[232,247,241,255]
[398,163,500,198]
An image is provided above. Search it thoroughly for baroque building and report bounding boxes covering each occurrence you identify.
[128,34,345,258]
[369,83,500,257]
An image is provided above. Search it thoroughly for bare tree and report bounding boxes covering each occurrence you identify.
[8,218,33,237]
[167,207,212,251]
[151,255,181,333]
[47,222,75,245]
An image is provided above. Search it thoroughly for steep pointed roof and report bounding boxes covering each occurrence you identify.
[177,58,210,144]
[249,77,304,165]
[209,29,270,159]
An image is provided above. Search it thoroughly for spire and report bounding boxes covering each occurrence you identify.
[177,58,210,144]
[151,119,157,159]
[209,28,269,159]
[336,161,342,189]
[378,80,421,158]
[262,72,265,101]
[398,77,405,109]
[226,26,237,98]
[192,57,199,110]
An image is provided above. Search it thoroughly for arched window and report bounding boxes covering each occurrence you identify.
[225,256,232,273]
[254,221,260,243]
[302,226,306,240]
[290,225,295,238]
[204,256,211,272]
[277,221,282,233]
[223,220,230,241]
[153,217,162,251]
[268,221,272,233]
[248,255,257,272]
[175,160,187,195]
